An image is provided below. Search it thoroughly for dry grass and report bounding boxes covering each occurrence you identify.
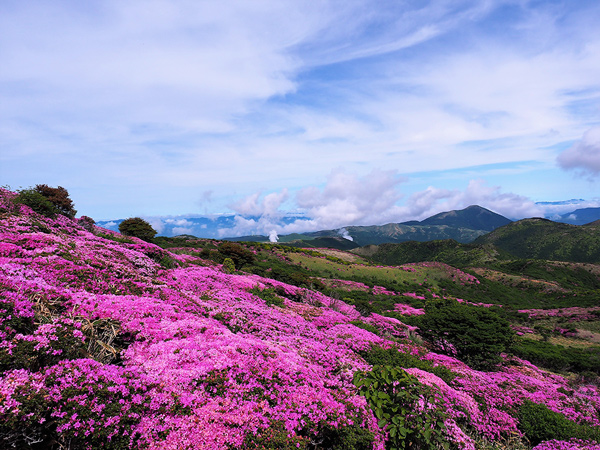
[32,293,124,364]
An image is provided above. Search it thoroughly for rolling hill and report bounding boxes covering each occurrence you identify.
[473,218,600,263]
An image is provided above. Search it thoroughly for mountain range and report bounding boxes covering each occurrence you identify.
[228,205,514,247]
[95,204,600,245]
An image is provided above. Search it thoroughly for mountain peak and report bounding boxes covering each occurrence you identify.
[418,205,512,231]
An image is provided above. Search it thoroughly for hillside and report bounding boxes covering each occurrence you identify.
[1,188,600,450]
[352,240,509,267]
[474,218,600,263]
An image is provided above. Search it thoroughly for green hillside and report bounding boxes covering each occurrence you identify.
[352,239,510,267]
[474,218,600,263]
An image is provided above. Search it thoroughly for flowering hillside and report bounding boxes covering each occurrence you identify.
[1,188,599,450]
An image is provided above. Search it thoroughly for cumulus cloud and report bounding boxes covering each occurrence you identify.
[217,170,550,237]
[229,189,289,217]
[145,218,165,234]
[557,127,600,178]
[296,169,405,228]
[172,227,194,235]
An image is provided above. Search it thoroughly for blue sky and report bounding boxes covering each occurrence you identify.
[1,0,600,237]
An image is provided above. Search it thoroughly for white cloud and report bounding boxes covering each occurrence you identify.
[395,180,543,220]
[165,218,193,227]
[218,171,547,237]
[295,169,405,228]
[145,217,165,234]
[172,227,194,236]
[229,189,289,217]
[557,127,600,177]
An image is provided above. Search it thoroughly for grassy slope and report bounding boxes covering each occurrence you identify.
[474,218,600,263]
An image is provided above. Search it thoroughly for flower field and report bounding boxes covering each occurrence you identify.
[1,187,599,449]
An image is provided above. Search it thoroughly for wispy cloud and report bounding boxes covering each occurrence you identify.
[1,1,599,219]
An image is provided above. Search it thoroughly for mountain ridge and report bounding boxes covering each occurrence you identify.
[227,205,512,247]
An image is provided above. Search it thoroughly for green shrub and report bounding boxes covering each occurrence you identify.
[417,298,514,370]
[358,345,457,385]
[118,217,157,242]
[217,242,255,268]
[223,257,236,274]
[248,286,284,307]
[511,339,600,375]
[518,400,600,445]
[13,189,59,217]
[354,366,449,450]
[350,320,381,335]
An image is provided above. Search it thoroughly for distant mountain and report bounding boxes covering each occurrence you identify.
[227,206,512,249]
[415,205,512,231]
[473,218,600,263]
[312,222,490,247]
[555,207,600,226]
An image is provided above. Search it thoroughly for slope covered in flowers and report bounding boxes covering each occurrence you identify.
[0,188,599,450]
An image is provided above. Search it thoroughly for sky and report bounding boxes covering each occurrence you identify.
[1,0,600,237]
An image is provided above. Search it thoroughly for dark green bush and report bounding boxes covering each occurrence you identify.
[511,338,600,375]
[13,189,59,217]
[358,345,457,385]
[417,298,514,370]
[350,320,381,335]
[118,217,157,242]
[518,400,600,445]
[217,242,255,268]
[249,286,284,307]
